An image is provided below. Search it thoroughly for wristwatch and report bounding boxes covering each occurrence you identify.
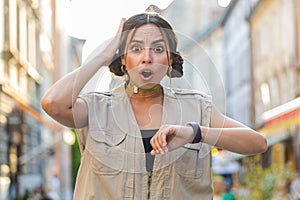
[186,122,202,143]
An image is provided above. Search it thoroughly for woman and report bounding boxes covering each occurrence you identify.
[41,12,267,199]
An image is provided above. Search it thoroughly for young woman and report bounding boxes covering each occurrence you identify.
[41,12,267,199]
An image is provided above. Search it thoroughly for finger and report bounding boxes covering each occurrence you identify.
[158,125,173,154]
[157,129,167,147]
[151,132,164,155]
[160,129,173,154]
[117,18,126,34]
[150,135,158,152]
[155,131,168,154]
[150,149,157,155]
[153,134,164,154]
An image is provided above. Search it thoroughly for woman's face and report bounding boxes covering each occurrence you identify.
[122,24,171,89]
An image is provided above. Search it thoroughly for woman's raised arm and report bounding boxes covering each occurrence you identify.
[41,18,126,128]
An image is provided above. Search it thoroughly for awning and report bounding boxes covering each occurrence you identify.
[266,131,292,146]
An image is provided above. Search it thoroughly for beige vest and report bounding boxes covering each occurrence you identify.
[74,84,213,200]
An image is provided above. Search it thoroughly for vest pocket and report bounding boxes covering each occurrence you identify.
[89,128,127,146]
[88,129,127,175]
[175,143,206,178]
[91,154,123,175]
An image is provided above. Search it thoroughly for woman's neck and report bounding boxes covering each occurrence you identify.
[125,83,163,99]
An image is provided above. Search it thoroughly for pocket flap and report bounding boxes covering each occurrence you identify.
[183,143,202,150]
[90,129,127,146]
[183,143,211,159]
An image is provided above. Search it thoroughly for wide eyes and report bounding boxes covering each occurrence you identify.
[129,44,165,54]
[131,45,143,52]
[153,46,164,53]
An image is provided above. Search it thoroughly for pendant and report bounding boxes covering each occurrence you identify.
[133,85,138,93]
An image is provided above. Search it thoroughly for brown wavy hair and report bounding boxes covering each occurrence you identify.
[108,12,183,78]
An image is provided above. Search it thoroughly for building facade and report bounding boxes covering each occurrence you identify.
[0,0,82,199]
[222,0,259,127]
[162,0,226,112]
[0,0,56,198]
[250,0,299,173]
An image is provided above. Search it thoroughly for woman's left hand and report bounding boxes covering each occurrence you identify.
[150,124,195,155]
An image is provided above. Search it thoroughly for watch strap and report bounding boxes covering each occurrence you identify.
[186,122,202,143]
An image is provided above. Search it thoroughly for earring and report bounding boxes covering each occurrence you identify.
[116,49,119,55]
[121,65,126,73]
[121,65,130,86]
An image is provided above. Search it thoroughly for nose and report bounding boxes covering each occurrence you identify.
[142,48,152,64]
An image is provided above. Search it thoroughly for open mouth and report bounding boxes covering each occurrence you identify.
[141,71,153,78]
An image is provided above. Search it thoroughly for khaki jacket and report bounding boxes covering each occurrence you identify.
[74,84,213,200]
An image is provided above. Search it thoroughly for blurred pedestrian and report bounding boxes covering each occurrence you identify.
[32,186,52,200]
[41,12,267,199]
[47,174,60,200]
[22,189,33,200]
[221,182,235,200]
[213,176,224,200]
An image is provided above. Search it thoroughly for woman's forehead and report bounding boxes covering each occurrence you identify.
[130,24,164,41]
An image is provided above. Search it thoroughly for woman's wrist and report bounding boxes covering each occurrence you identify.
[186,122,202,143]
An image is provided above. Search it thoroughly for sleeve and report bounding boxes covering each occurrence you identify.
[75,93,90,154]
[75,126,89,154]
[200,95,212,127]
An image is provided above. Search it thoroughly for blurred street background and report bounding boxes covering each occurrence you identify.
[0,0,300,199]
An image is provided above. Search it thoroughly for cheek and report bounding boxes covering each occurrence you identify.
[123,55,140,70]
[155,59,170,73]
[156,54,171,66]
[156,65,168,74]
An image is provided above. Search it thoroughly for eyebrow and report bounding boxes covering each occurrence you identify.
[130,39,165,45]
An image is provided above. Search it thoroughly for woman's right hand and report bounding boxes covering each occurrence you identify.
[84,18,126,66]
[102,17,126,66]
[41,18,127,128]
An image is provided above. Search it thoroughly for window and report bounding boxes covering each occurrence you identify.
[0,0,4,51]
[260,82,270,108]
[9,0,17,52]
[19,4,27,61]
[9,61,18,89]
[28,16,36,68]
[19,68,27,95]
